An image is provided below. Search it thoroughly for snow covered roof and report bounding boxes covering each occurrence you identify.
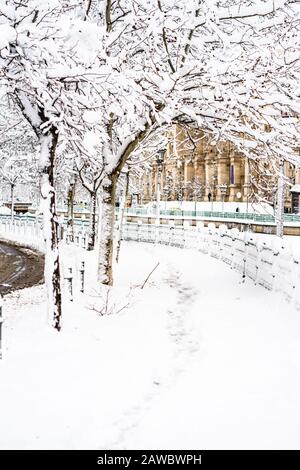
[290,185,300,193]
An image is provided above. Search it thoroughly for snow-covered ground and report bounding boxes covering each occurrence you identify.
[1,240,300,449]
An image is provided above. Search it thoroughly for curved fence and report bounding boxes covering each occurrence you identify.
[1,215,300,310]
[122,221,300,310]
[0,214,89,251]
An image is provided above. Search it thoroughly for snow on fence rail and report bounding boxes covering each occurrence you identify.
[0,216,87,300]
[0,215,45,252]
[1,215,300,310]
[0,215,90,251]
[122,221,300,311]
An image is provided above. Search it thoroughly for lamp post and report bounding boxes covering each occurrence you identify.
[276,160,285,238]
[10,181,15,225]
[218,183,228,215]
[155,149,165,226]
[132,193,139,208]
[162,186,169,211]
[245,158,250,215]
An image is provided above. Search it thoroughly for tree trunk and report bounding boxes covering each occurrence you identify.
[10,183,15,225]
[40,130,62,331]
[67,179,75,243]
[87,191,97,251]
[115,172,129,263]
[97,173,117,285]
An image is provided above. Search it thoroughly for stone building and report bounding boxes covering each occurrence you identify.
[137,125,299,211]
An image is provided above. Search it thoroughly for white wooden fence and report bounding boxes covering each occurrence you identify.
[1,216,300,310]
[0,215,90,251]
[122,221,300,310]
[0,216,87,301]
[0,216,45,252]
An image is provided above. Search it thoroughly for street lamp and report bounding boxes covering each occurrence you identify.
[132,193,139,208]
[218,183,228,215]
[162,185,170,210]
[155,149,165,226]
[276,160,285,238]
[245,158,250,215]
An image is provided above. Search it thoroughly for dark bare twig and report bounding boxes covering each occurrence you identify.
[140,262,160,290]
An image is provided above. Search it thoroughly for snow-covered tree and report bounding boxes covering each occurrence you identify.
[185,176,205,202]
[0,155,37,220]
[0,1,105,329]
[0,0,299,323]
[83,0,300,285]
[76,159,103,251]
[0,106,38,220]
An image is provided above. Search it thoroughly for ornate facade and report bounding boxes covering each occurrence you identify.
[138,125,299,210]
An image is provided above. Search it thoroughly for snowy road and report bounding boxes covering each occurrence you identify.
[0,242,44,295]
[1,241,300,449]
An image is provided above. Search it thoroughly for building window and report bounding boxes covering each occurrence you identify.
[230,164,234,184]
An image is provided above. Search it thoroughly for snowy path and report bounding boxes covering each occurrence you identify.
[0,242,44,294]
[106,259,201,449]
[118,245,300,450]
[1,242,300,449]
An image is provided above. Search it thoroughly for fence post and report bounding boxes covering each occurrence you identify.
[183,221,189,248]
[291,257,298,306]
[79,261,85,293]
[65,268,73,302]
[82,233,86,249]
[137,220,142,242]
[196,221,204,252]
[293,258,300,310]
[243,232,250,281]
[169,220,175,246]
[207,222,216,256]
[155,219,160,244]
[229,228,239,267]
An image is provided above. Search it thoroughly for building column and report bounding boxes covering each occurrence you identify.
[291,166,300,213]
[216,156,229,200]
[283,161,292,211]
[151,165,156,201]
[229,155,242,202]
[295,168,300,184]
[184,158,194,199]
[243,157,250,202]
[204,155,213,200]
[183,158,188,199]
[194,157,205,199]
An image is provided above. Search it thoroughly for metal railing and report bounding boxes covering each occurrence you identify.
[122,207,300,224]
[4,206,300,225]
